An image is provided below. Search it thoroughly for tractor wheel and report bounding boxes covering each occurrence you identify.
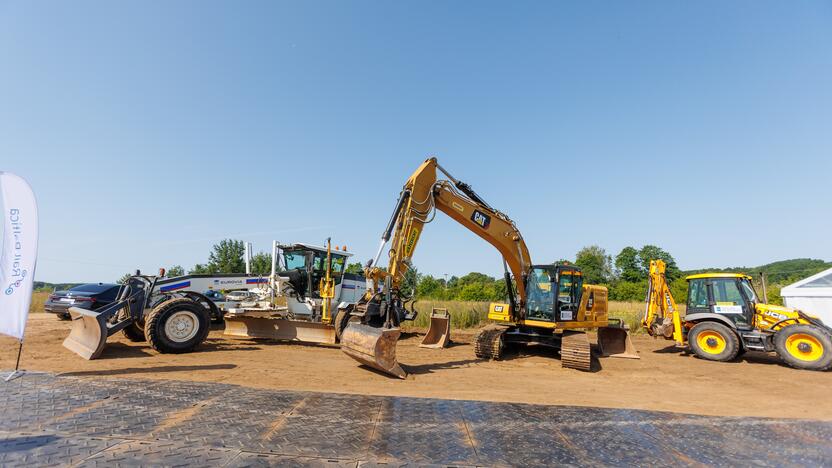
[334,307,356,342]
[689,322,740,362]
[774,324,832,371]
[144,298,210,354]
[122,322,146,342]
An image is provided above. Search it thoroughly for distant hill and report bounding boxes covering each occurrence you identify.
[684,258,831,285]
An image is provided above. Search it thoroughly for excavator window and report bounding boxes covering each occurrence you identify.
[687,279,709,311]
[526,267,555,321]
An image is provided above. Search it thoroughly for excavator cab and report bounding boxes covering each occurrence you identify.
[524,265,583,322]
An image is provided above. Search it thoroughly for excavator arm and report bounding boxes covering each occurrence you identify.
[365,157,532,313]
[342,157,533,377]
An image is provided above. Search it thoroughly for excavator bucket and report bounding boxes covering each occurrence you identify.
[420,308,451,349]
[340,322,406,379]
[224,313,336,345]
[62,307,110,360]
[597,326,639,359]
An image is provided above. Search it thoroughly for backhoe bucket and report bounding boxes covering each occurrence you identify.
[597,326,639,359]
[420,309,451,349]
[62,307,109,360]
[340,322,406,379]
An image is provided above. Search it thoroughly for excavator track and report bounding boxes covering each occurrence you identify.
[560,331,591,371]
[474,326,506,360]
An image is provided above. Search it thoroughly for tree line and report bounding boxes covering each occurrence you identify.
[119,239,829,306]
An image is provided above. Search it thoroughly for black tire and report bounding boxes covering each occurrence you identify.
[774,324,832,371]
[122,322,146,342]
[334,307,355,342]
[144,298,210,354]
[688,322,740,362]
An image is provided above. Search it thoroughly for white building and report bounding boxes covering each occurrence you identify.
[780,267,832,324]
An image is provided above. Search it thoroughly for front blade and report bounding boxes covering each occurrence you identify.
[340,322,406,378]
[62,307,109,360]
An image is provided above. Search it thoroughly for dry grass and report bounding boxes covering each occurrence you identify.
[407,299,676,333]
[30,291,50,314]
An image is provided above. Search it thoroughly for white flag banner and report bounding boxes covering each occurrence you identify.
[0,172,39,340]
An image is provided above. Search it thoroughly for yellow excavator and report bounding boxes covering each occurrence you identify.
[337,157,637,378]
[643,259,832,370]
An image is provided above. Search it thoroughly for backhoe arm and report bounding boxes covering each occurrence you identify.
[642,259,684,345]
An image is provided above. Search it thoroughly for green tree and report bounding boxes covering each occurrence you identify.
[189,263,212,275]
[166,265,185,278]
[345,262,364,275]
[615,247,643,282]
[250,252,272,275]
[417,275,445,299]
[117,272,133,284]
[574,245,613,284]
[638,245,680,280]
[401,266,419,296]
[207,239,246,273]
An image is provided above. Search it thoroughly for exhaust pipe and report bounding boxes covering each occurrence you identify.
[340,322,406,379]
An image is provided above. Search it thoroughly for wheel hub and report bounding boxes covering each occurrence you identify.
[706,338,718,348]
[165,310,199,343]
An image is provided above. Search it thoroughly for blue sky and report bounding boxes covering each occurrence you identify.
[1,1,830,283]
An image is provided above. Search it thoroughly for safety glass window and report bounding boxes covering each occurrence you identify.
[688,280,708,309]
[712,280,746,306]
[526,268,554,320]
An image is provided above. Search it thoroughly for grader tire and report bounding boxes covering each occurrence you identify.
[144,298,210,354]
[475,327,505,360]
[689,322,740,362]
[774,324,832,371]
[334,308,355,342]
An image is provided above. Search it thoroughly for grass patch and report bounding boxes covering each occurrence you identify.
[406,299,673,333]
[30,291,50,314]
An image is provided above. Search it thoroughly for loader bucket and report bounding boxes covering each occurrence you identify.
[62,307,109,360]
[340,322,406,379]
[420,308,451,349]
[597,326,640,359]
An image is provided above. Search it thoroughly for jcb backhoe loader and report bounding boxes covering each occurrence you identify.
[338,157,637,378]
[643,259,832,370]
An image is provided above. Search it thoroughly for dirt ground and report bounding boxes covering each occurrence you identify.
[3,314,831,420]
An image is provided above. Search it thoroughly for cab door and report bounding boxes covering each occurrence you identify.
[707,278,753,326]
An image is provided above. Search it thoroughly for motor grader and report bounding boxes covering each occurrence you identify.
[643,259,832,370]
[339,157,637,378]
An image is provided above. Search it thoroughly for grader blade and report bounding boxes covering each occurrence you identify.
[224,315,336,345]
[340,322,406,379]
[420,308,451,349]
[62,307,109,360]
[597,326,640,359]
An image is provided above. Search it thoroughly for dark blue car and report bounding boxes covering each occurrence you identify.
[44,283,121,320]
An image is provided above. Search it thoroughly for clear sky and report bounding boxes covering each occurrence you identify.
[1,1,830,283]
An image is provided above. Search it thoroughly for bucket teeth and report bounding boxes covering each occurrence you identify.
[560,331,592,371]
[340,323,406,379]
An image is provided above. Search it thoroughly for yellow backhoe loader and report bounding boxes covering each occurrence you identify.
[338,157,637,378]
[643,259,832,370]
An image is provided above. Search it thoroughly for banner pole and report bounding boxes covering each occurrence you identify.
[4,340,23,382]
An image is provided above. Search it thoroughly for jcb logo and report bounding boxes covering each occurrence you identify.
[471,210,491,229]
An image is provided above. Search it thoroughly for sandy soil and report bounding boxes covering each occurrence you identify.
[3,314,831,420]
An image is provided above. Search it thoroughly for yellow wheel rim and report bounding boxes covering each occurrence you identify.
[696,330,727,355]
[785,333,824,362]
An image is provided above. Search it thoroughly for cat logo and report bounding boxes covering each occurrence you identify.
[471,210,491,229]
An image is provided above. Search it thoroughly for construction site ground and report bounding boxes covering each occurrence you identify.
[2,314,831,421]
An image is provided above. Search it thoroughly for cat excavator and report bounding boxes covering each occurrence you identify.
[338,157,637,378]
